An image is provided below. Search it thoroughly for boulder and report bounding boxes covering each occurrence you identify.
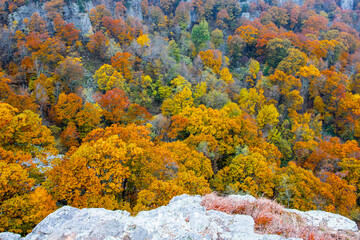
[0,233,21,240]
[22,194,295,240]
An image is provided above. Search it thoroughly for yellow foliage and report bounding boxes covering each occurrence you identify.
[136,34,151,47]
[212,152,276,197]
[220,67,234,84]
[257,104,279,129]
[94,64,126,91]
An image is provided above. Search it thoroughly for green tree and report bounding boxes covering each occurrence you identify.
[191,20,210,51]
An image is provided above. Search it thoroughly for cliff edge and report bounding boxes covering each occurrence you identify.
[0,194,359,240]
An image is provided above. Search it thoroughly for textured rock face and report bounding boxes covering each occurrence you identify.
[341,0,354,9]
[278,0,304,6]
[286,209,358,231]
[0,232,21,240]
[1,194,358,239]
[22,195,295,240]
[62,1,94,35]
[127,0,143,20]
[8,1,94,36]
[8,0,144,36]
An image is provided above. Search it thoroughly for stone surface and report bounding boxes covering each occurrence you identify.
[22,195,295,240]
[303,210,358,231]
[1,194,358,239]
[285,208,358,231]
[0,233,21,240]
[229,194,257,202]
[341,0,354,10]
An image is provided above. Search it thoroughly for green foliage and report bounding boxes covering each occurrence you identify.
[191,20,211,51]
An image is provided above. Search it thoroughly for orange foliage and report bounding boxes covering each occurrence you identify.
[111,52,134,81]
[55,93,83,124]
[199,49,222,74]
[86,31,109,59]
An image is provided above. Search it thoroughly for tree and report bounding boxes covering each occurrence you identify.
[226,35,245,67]
[0,103,54,153]
[54,93,83,125]
[247,59,260,86]
[115,1,127,19]
[266,38,291,70]
[235,25,259,47]
[257,104,279,129]
[199,49,222,74]
[277,48,307,75]
[94,64,126,91]
[60,121,80,148]
[211,29,224,48]
[75,103,103,138]
[44,0,65,19]
[212,152,276,197]
[323,172,356,216]
[191,20,210,51]
[31,37,66,68]
[302,15,329,35]
[86,31,109,59]
[174,2,191,30]
[56,57,84,92]
[238,88,266,117]
[53,17,80,46]
[275,162,333,211]
[45,134,133,209]
[89,4,111,31]
[220,67,234,84]
[161,86,194,116]
[111,52,134,81]
[98,88,130,123]
[136,34,150,47]
[216,9,230,28]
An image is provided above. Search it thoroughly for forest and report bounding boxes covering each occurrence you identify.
[1,0,360,235]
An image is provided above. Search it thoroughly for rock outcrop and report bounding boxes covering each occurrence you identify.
[1,194,358,240]
[0,233,21,240]
[8,0,144,36]
[286,209,358,232]
[8,0,94,36]
[21,195,294,240]
[341,0,354,10]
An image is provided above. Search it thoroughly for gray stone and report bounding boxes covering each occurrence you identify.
[128,0,143,20]
[21,195,301,240]
[304,210,358,231]
[229,194,257,202]
[285,208,358,231]
[0,232,21,240]
[341,0,354,9]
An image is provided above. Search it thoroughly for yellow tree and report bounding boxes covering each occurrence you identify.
[257,104,279,129]
[75,102,103,138]
[275,162,333,211]
[136,34,151,47]
[54,93,83,125]
[0,103,54,153]
[161,86,194,116]
[212,152,276,197]
[94,64,126,91]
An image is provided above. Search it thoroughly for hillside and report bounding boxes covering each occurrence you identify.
[2,0,360,237]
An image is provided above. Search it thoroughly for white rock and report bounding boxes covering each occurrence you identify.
[285,208,358,232]
[0,232,21,240]
[229,194,257,202]
[22,194,298,240]
[304,210,358,231]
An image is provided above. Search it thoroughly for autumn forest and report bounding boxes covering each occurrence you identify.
[1,0,360,235]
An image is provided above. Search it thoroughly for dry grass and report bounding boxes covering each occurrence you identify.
[201,193,359,240]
